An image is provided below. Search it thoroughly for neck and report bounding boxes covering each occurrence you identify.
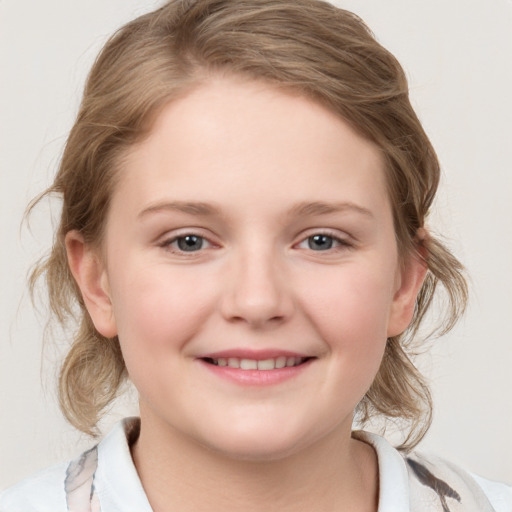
[131,413,379,512]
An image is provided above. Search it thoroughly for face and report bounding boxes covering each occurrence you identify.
[70,77,424,460]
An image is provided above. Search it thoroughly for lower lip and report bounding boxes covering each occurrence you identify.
[198,359,313,386]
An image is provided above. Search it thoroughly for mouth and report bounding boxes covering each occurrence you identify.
[201,356,312,371]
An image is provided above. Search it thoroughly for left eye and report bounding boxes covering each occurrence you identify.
[167,235,211,252]
[298,234,345,251]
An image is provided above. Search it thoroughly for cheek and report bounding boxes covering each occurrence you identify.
[108,263,216,359]
[298,264,394,356]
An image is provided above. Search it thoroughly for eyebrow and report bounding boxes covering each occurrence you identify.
[138,200,374,219]
[138,201,222,219]
[287,201,374,219]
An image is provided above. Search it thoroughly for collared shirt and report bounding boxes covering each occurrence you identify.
[1,418,510,512]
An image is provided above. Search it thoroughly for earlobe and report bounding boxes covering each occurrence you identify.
[387,247,428,338]
[65,230,117,338]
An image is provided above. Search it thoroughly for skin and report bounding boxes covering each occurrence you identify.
[66,76,426,512]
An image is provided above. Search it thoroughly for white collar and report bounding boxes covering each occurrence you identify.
[96,419,411,512]
[94,418,152,511]
[353,430,410,512]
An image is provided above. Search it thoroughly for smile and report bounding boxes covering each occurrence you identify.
[203,356,308,370]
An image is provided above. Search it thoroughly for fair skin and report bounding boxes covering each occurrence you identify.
[66,77,426,512]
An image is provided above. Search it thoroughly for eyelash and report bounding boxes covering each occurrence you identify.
[296,231,353,252]
[158,230,353,255]
[159,233,213,254]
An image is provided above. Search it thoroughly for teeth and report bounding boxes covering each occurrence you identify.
[227,357,240,368]
[286,357,296,367]
[257,359,275,370]
[240,359,257,370]
[275,356,287,368]
[208,356,306,370]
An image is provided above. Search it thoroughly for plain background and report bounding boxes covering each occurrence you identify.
[1,0,511,489]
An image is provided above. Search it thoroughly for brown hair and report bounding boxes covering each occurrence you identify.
[31,0,467,449]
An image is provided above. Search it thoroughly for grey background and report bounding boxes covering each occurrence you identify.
[1,0,511,487]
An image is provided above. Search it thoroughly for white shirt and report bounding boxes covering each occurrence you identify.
[1,418,510,512]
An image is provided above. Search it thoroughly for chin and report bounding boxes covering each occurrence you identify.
[207,438,302,462]
[195,421,319,462]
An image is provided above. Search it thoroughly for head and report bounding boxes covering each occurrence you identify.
[33,0,467,450]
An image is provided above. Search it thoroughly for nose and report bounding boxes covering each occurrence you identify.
[219,246,294,329]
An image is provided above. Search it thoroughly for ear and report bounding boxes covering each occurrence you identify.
[387,238,428,338]
[65,230,117,338]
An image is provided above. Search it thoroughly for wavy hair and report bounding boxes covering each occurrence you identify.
[30,0,467,449]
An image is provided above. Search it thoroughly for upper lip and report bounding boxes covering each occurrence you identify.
[196,349,314,360]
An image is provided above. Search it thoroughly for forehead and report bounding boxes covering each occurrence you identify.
[114,77,389,218]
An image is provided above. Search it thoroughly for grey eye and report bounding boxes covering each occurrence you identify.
[307,234,334,251]
[176,235,205,252]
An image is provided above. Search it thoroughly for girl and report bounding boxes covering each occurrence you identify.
[1,0,510,511]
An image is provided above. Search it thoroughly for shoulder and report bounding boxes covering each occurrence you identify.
[405,450,512,512]
[470,472,512,512]
[353,430,512,512]
[1,418,150,512]
[0,461,69,512]
[0,444,100,512]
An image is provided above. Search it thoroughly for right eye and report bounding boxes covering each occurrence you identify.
[161,234,212,253]
[304,234,337,251]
